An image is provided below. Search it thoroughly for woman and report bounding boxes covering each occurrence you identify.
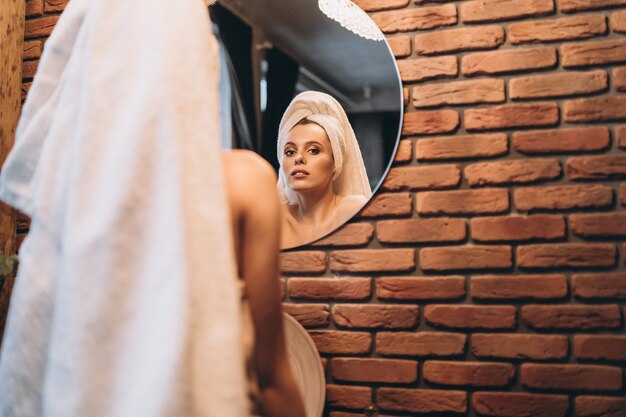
[277,91,372,248]
[222,150,306,417]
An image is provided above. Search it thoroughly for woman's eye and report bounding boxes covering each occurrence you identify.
[308,148,320,155]
[285,149,296,156]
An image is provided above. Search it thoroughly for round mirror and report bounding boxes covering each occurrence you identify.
[210,0,403,249]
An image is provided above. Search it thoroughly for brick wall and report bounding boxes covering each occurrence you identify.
[288,0,626,416]
[19,0,626,416]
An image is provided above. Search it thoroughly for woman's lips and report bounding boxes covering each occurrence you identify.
[291,169,310,178]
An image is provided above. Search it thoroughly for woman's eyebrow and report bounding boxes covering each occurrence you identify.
[284,140,324,148]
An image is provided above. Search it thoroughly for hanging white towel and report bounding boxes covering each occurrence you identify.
[0,0,247,416]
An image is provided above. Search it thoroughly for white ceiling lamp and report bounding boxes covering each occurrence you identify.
[318,0,385,41]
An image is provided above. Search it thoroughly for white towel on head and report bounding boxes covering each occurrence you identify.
[276,91,371,204]
[0,0,247,416]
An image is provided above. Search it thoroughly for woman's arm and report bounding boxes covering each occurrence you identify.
[231,151,306,417]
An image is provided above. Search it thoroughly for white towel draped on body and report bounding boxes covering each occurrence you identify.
[0,0,247,416]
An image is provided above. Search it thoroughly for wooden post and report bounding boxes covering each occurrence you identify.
[0,0,25,342]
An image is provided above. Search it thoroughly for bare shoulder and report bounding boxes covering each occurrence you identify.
[222,150,279,214]
[337,194,368,213]
[222,149,277,185]
[337,195,367,218]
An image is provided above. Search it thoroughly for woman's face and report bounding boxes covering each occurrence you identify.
[282,122,335,195]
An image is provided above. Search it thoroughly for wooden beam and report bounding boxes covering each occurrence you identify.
[0,0,25,342]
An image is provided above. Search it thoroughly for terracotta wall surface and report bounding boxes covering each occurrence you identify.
[19,0,626,416]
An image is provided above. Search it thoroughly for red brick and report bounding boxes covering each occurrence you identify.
[387,35,411,58]
[574,335,626,362]
[402,109,459,135]
[377,388,467,414]
[403,87,409,106]
[288,278,371,300]
[465,158,561,186]
[471,215,565,242]
[510,70,607,99]
[282,303,329,328]
[423,361,514,387]
[571,213,626,238]
[280,251,327,274]
[461,0,554,23]
[417,188,509,215]
[359,193,412,217]
[514,184,613,211]
[382,165,460,191]
[614,68,626,92]
[353,0,409,12]
[465,103,559,131]
[565,96,626,123]
[377,218,466,243]
[26,0,43,17]
[509,14,607,44]
[16,212,30,231]
[330,249,415,273]
[416,133,508,160]
[326,384,372,410]
[612,10,626,33]
[413,26,504,55]
[471,274,567,300]
[377,276,466,300]
[22,83,32,102]
[377,332,466,357]
[562,38,626,67]
[332,358,417,383]
[522,364,623,391]
[279,278,286,300]
[425,305,516,330]
[559,0,626,12]
[575,396,626,417]
[22,40,42,60]
[397,56,457,83]
[420,245,512,272]
[44,0,69,13]
[522,304,622,330]
[567,154,626,179]
[518,243,616,269]
[572,272,626,299]
[473,392,569,417]
[393,139,412,163]
[372,4,457,33]
[25,16,59,39]
[462,47,557,75]
[413,79,504,108]
[312,223,374,247]
[513,126,610,154]
[472,334,568,360]
[22,60,39,80]
[332,304,419,329]
[309,330,372,354]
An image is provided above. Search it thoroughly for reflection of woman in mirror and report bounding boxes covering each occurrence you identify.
[277,91,372,248]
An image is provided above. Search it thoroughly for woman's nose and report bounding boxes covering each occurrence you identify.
[295,153,305,164]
